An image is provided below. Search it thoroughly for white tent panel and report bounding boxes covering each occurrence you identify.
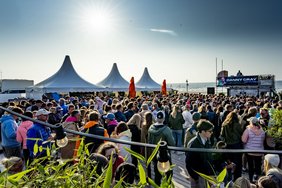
[136,67,161,91]
[96,63,129,91]
[26,55,104,99]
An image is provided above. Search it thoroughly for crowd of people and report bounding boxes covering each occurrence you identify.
[0,93,282,187]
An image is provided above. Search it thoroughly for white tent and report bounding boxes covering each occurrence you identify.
[96,63,129,91]
[26,55,103,99]
[136,67,161,91]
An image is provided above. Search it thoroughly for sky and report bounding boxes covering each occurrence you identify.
[0,0,282,84]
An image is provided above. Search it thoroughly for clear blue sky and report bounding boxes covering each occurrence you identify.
[1,0,281,84]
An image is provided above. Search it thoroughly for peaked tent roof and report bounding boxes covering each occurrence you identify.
[28,55,103,93]
[96,63,129,90]
[136,67,161,90]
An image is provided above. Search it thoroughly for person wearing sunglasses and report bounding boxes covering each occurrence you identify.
[186,119,214,188]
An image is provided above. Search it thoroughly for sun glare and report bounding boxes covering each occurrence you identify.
[79,3,117,35]
[82,10,111,32]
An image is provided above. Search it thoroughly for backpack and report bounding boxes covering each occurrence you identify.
[184,128,196,148]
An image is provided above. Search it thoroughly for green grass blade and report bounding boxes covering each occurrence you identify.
[216,168,227,183]
[33,140,38,156]
[103,154,113,188]
[113,177,125,188]
[8,168,35,182]
[194,170,216,184]
[85,143,91,156]
[148,177,160,188]
[77,138,84,157]
[146,144,160,167]
[138,160,147,185]
[46,146,51,157]
[124,147,146,161]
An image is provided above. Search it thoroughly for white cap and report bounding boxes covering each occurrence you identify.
[265,154,280,167]
[35,109,50,116]
[247,117,259,125]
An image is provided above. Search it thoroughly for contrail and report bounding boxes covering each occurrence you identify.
[150,28,177,36]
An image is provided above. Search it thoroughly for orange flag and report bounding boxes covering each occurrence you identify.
[162,79,167,96]
[129,77,136,98]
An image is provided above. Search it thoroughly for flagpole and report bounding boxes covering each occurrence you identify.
[215,58,217,95]
[186,79,189,93]
[221,59,224,94]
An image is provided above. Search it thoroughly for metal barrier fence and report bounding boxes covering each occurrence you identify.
[1,106,282,155]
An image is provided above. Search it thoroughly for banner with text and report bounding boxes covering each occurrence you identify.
[217,76,259,86]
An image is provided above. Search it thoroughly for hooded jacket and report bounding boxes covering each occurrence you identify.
[0,115,20,148]
[148,123,175,146]
[16,120,33,149]
[82,121,109,153]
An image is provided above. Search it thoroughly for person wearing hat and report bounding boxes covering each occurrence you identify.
[0,107,24,158]
[264,154,282,187]
[186,119,214,188]
[184,112,201,148]
[27,109,52,160]
[242,116,265,183]
[148,110,175,186]
[103,113,118,136]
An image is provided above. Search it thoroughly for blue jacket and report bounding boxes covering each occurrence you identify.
[27,122,51,158]
[114,111,127,122]
[0,115,20,148]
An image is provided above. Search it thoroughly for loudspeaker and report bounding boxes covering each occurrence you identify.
[207,87,215,94]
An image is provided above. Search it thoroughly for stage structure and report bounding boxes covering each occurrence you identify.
[217,70,276,97]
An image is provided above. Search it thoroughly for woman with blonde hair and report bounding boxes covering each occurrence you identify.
[141,112,153,142]
[232,177,255,188]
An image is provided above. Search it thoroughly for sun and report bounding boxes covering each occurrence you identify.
[79,3,116,35]
[82,9,112,33]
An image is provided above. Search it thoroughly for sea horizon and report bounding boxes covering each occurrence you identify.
[169,80,282,93]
